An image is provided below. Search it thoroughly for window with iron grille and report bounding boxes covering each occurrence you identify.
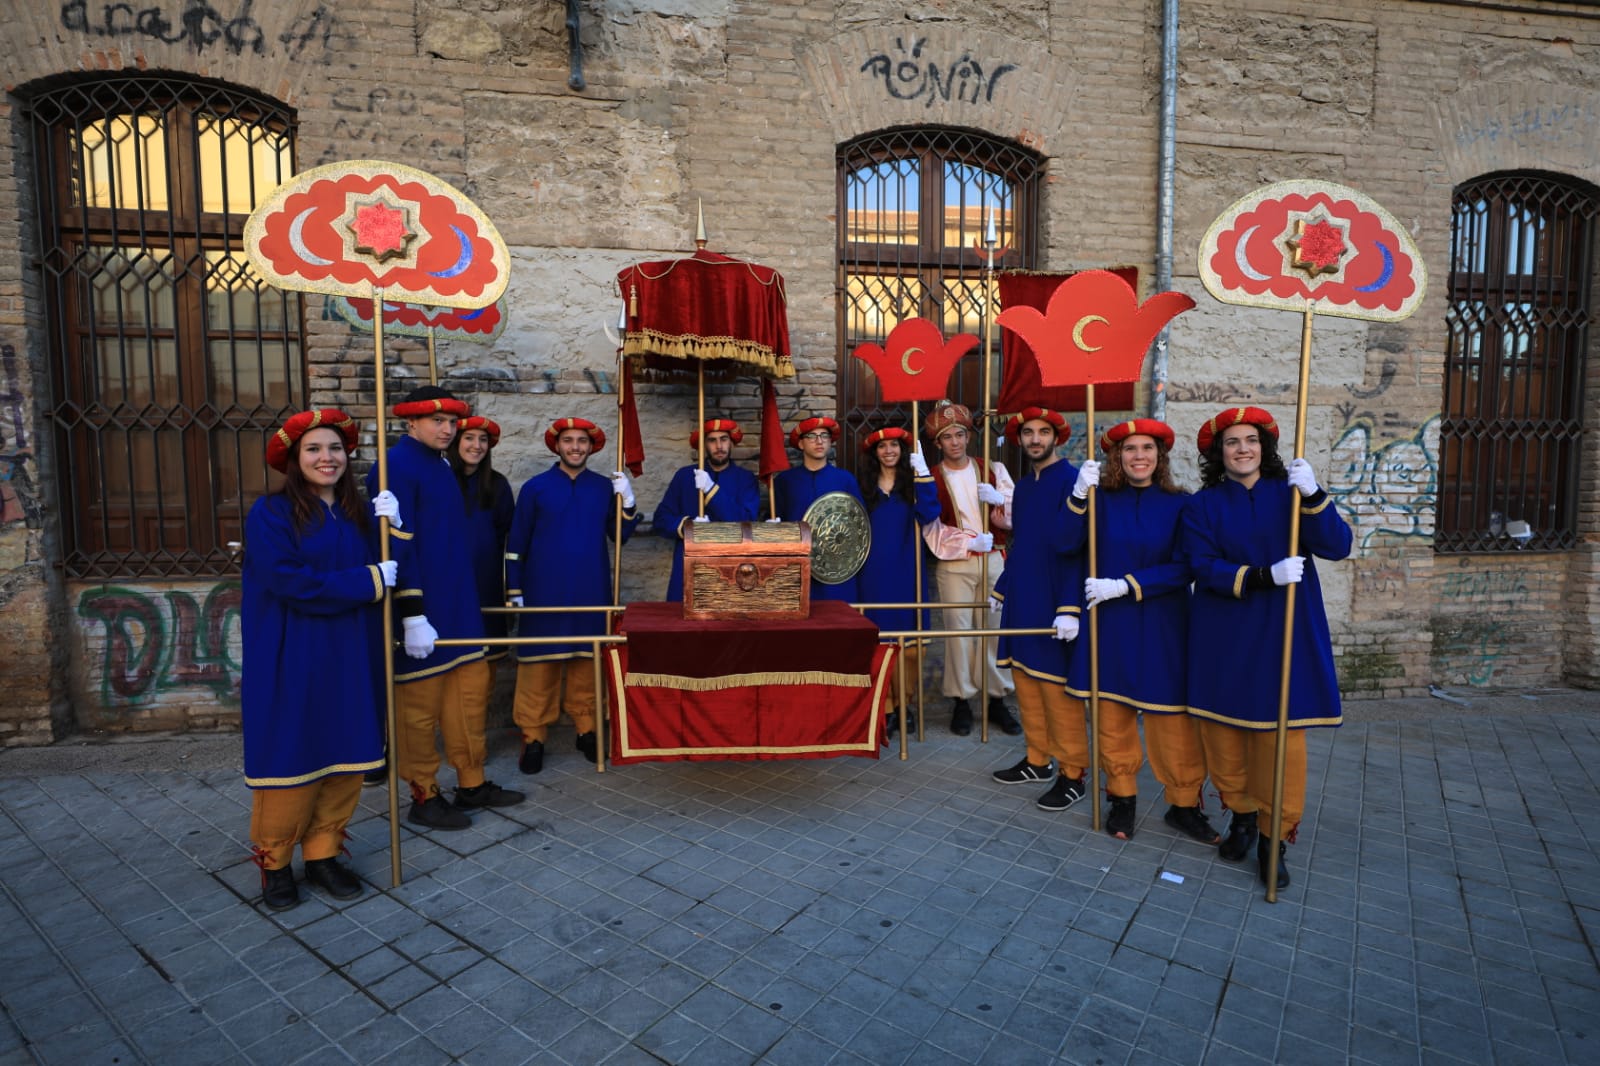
[1438,172,1595,554]
[25,74,301,580]
[836,127,1041,463]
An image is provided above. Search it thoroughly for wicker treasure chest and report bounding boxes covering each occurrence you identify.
[682,521,811,621]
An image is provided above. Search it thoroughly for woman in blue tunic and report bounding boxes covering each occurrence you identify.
[855,426,940,737]
[1181,406,1352,889]
[242,409,396,911]
[448,416,515,658]
[1060,419,1215,844]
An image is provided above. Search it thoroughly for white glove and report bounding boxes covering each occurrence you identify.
[1072,461,1101,499]
[693,514,710,524]
[909,451,930,477]
[508,595,523,607]
[976,482,1005,506]
[987,595,1001,613]
[1288,457,1319,496]
[1053,614,1080,641]
[968,532,994,553]
[377,560,397,588]
[766,516,784,523]
[1084,576,1129,609]
[693,469,714,494]
[610,472,635,508]
[372,490,402,528]
[1270,557,1305,586]
[401,616,438,659]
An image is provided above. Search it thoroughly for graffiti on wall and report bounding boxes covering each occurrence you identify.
[59,0,349,62]
[1453,103,1597,153]
[1326,412,1439,552]
[76,582,242,707]
[0,344,35,531]
[860,38,1017,107]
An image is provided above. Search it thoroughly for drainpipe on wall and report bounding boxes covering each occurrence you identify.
[1151,0,1179,422]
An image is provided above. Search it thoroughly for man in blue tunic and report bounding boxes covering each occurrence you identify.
[772,415,864,604]
[370,386,524,831]
[507,417,640,773]
[653,417,762,600]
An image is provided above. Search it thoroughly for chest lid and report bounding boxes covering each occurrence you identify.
[683,520,811,554]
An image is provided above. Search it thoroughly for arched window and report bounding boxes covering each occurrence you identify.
[1438,172,1595,553]
[25,74,300,578]
[836,127,1042,459]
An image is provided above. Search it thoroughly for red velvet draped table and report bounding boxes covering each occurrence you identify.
[604,601,896,764]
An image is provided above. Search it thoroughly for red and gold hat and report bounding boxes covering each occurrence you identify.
[1196,406,1279,453]
[1003,406,1069,447]
[689,418,743,449]
[392,385,470,420]
[267,408,358,473]
[457,415,501,447]
[861,426,913,453]
[1100,418,1175,454]
[789,415,841,448]
[923,400,974,440]
[545,417,606,455]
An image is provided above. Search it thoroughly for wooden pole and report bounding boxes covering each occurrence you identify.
[978,216,998,742]
[697,361,706,516]
[1085,386,1101,832]
[912,398,925,741]
[426,325,437,386]
[1266,305,1315,902]
[372,286,403,888]
[611,325,626,616]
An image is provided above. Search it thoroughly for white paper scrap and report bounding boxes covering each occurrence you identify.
[1159,871,1185,884]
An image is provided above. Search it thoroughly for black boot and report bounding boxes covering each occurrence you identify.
[1257,836,1290,889]
[1218,811,1258,862]
[949,698,973,736]
[1105,795,1137,840]
[261,865,299,911]
[304,857,363,900]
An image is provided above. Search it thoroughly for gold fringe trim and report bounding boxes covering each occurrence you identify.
[625,669,870,691]
[625,333,796,378]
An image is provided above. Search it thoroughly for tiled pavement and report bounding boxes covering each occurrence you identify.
[1,694,1598,1065]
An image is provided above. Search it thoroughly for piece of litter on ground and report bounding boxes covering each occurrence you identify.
[1428,684,1469,706]
[1159,871,1185,885]
[1099,866,1110,873]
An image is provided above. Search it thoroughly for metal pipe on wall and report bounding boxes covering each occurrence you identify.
[1151,0,1180,422]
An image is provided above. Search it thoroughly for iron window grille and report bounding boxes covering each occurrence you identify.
[26,74,302,579]
[1438,171,1595,554]
[836,127,1042,466]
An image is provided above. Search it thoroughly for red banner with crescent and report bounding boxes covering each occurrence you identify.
[243,160,510,308]
[851,318,978,403]
[1198,179,1426,321]
[330,296,507,342]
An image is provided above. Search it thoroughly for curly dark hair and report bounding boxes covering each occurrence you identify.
[1199,425,1287,488]
[278,432,370,535]
[1103,439,1184,493]
[858,436,917,511]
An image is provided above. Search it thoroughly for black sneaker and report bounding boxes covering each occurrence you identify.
[987,697,1022,736]
[1036,775,1087,811]
[575,731,598,764]
[261,865,299,911]
[992,757,1054,785]
[303,857,363,900]
[1258,836,1289,889]
[1218,811,1258,862]
[519,741,545,775]
[1163,804,1221,844]
[1106,794,1137,840]
[407,795,472,831]
[949,698,973,736]
[454,781,525,809]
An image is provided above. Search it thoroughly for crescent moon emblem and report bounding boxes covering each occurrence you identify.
[1071,315,1108,352]
[1234,225,1272,282]
[289,207,334,267]
[1354,241,1396,293]
[900,346,925,375]
[428,226,474,279]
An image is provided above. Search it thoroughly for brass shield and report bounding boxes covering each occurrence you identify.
[803,491,871,585]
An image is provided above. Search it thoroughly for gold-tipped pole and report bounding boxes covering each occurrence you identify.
[1267,305,1315,902]
[612,306,627,618]
[896,634,908,760]
[372,285,404,888]
[426,324,437,387]
[978,207,999,742]
[912,399,925,739]
[592,640,607,774]
[1086,386,1101,833]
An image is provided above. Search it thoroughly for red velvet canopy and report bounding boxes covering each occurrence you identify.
[617,250,795,379]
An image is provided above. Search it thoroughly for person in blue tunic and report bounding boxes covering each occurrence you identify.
[243,408,393,911]
[854,426,940,738]
[369,386,524,833]
[506,416,639,773]
[653,417,761,600]
[1181,406,1352,889]
[1060,418,1216,844]
[772,415,864,603]
[448,416,515,656]
[989,407,1088,812]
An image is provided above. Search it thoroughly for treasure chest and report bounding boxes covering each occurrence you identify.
[682,521,811,620]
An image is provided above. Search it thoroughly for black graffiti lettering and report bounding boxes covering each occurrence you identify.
[861,38,1015,108]
[61,0,268,56]
[278,4,346,62]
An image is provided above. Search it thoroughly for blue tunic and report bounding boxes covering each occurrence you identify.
[241,495,385,788]
[995,458,1081,682]
[1181,478,1352,729]
[1059,485,1191,713]
[506,464,640,661]
[460,469,515,657]
[366,435,485,682]
[653,462,762,600]
[858,476,940,637]
[773,463,864,603]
